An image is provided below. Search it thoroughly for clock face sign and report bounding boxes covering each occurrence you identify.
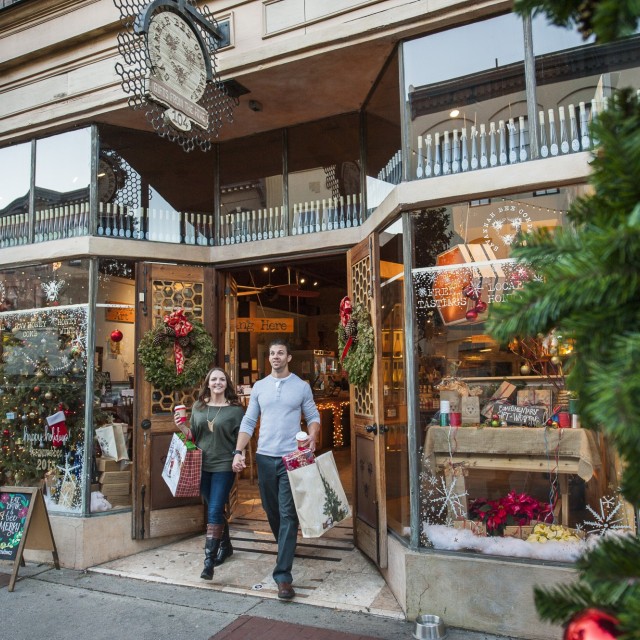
[98,158,117,203]
[148,11,207,103]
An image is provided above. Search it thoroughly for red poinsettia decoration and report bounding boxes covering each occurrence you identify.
[469,490,553,535]
[564,608,621,640]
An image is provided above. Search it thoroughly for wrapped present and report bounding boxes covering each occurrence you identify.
[282,448,315,471]
[504,524,536,540]
[461,396,480,424]
[453,518,486,536]
[481,381,516,418]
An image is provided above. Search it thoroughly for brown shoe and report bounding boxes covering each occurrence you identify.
[277,582,296,600]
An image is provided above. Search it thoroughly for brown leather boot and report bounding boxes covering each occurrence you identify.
[201,523,224,580]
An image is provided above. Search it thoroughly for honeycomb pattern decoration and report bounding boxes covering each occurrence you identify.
[150,278,205,414]
[351,254,374,418]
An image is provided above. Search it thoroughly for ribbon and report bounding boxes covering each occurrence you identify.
[164,309,193,374]
[339,296,356,361]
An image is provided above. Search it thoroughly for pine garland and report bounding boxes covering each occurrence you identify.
[336,303,375,388]
[138,318,216,392]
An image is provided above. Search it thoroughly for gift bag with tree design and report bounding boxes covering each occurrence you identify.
[286,451,351,538]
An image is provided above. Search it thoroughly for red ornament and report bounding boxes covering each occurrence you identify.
[2,429,9,437]
[475,300,488,313]
[465,309,478,321]
[110,330,123,343]
[564,609,620,640]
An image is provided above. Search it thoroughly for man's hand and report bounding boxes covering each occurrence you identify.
[232,452,246,472]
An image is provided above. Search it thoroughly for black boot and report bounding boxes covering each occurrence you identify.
[214,521,233,567]
[201,524,224,580]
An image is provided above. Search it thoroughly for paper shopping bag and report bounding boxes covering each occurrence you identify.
[286,451,351,538]
[95,423,129,461]
[162,432,202,498]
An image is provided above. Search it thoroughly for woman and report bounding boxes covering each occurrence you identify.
[174,367,244,580]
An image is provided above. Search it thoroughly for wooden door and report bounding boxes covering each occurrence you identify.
[348,234,387,568]
[133,263,216,539]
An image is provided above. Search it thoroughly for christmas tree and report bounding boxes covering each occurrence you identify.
[320,471,349,524]
[488,2,640,637]
[0,309,88,511]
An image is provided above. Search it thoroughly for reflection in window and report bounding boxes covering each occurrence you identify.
[0,142,31,246]
[288,114,363,234]
[0,260,91,514]
[411,187,636,559]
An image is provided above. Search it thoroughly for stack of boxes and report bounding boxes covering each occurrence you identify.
[97,458,131,507]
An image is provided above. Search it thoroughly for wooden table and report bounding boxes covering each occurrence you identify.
[423,426,603,526]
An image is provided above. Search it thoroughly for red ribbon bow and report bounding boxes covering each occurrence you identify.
[339,296,355,361]
[164,309,193,374]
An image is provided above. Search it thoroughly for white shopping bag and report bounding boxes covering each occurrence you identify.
[95,423,129,461]
[287,451,351,538]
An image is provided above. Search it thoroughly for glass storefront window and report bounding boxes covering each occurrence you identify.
[35,128,91,243]
[0,260,90,514]
[219,129,284,243]
[411,187,637,558]
[380,217,409,538]
[0,142,31,246]
[365,48,401,215]
[98,125,215,245]
[288,113,362,233]
[404,14,528,180]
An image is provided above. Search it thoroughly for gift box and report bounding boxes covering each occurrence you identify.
[481,381,516,418]
[282,448,315,471]
[461,396,480,424]
[517,389,553,412]
[453,518,486,536]
[432,243,504,326]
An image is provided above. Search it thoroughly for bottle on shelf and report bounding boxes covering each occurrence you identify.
[579,101,590,150]
[425,134,433,177]
[452,129,460,173]
[460,126,469,171]
[470,126,479,170]
[345,195,352,228]
[559,106,569,154]
[479,123,488,168]
[321,198,328,231]
[518,116,528,162]
[434,132,442,176]
[569,103,580,151]
[539,110,549,158]
[489,121,498,167]
[416,134,424,178]
[548,108,559,156]
[498,120,507,165]
[291,204,298,236]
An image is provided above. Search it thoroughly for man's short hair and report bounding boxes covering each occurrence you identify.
[268,338,291,355]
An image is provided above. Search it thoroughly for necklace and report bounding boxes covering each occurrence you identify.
[206,405,224,432]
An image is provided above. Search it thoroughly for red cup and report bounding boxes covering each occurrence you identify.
[174,404,187,424]
[295,431,308,450]
[558,412,570,428]
[450,412,462,427]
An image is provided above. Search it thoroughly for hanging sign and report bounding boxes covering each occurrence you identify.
[0,487,59,591]
[234,318,294,333]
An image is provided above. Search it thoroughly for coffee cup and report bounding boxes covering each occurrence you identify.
[295,431,308,450]
[174,404,187,424]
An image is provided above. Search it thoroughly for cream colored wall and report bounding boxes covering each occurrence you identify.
[385,534,573,640]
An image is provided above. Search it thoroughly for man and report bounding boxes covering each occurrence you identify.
[232,338,320,600]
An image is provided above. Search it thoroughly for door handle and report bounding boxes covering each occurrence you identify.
[141,419,151,445]
[365,423,378,435]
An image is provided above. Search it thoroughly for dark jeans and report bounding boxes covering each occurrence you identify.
[201,470,235,525]
[256,453,299,584]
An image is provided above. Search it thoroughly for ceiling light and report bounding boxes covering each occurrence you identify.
[450,109,460,118]
[262,266,269,272]
[313,281,318,286]
[300,278,306,284]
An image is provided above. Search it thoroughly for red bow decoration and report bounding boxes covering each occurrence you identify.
[339,296,357,361]
[164,309,193,374]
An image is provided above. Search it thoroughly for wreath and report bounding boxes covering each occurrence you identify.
[336,296,374,388]
[138,309,216,392]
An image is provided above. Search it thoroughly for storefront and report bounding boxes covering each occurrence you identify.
[1,2,639,638]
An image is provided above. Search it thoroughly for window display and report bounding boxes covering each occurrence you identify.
[411,188,636,560]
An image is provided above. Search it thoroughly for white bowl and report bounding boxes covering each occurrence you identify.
[413,614,447,640]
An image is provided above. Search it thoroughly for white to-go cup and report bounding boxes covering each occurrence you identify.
[295,431,308,449]
[174,404,187,423]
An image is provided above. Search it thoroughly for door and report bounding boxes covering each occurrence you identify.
[133,263,217,539]
[347,234,387,568]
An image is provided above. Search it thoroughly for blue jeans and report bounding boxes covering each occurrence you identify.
[200,470,235,525]
[256,453,299,584]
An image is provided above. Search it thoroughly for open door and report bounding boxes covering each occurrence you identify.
[133,263,217,539]
[348,233,388,568]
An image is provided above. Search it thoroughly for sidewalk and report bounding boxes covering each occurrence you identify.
[0,562,515,640]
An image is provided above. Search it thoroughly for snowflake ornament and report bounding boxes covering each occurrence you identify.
[582,495,630,536]
[423,472,467,521]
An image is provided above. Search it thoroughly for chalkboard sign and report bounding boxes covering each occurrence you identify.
[0,491,31,561]
[0,487,59,591]
[496,403,548,427]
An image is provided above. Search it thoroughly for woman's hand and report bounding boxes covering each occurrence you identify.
[232,452,246,473]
